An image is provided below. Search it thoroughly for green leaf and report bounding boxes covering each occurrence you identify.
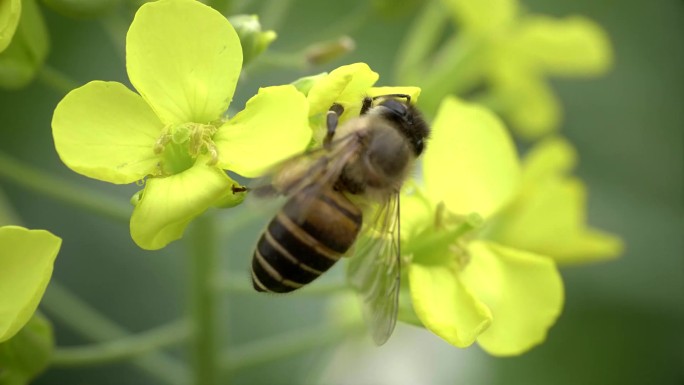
[52,81,162,184]
[0,227,60,343]
[0,0,48,90]
[461,241,564,356]
[409,260,492,347]
[214,85,311,178]
[423,97,521,218]
[129,162,234,250]
[126,0,242,125]
[0,312,54,384]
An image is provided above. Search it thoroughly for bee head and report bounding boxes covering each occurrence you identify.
[374,98,430,156]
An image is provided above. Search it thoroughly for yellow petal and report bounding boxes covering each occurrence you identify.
[130,162,233,250]
[307,62,379,123]
[489,178,623,264]
[461,241,563,356]
[399,190,434,241]
[424,97,521,218]
[0,226,60,342]
[514,15,613,76]
[52,81,162,184]
[490,64,561,139]
[214,85,310,178]
[0,0,21,53]
[522,136,577,185]
[126,0,242,124]
[409,260,492,347]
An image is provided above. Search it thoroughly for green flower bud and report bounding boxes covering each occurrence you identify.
[304,36,355,66]
[41,0,119,19]
[228,15,276,66]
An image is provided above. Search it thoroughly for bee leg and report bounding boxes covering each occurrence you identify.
[325,103,345,150]
[360,96,373,115]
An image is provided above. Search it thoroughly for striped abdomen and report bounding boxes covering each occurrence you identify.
[252,189,362,293]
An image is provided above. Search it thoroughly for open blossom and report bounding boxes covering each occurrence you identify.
[401,97,621,355]
[51,0,311,249]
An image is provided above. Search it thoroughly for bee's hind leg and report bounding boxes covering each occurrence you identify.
[325,103,345,150]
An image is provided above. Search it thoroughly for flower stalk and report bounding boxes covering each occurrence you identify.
[188,213,220,385]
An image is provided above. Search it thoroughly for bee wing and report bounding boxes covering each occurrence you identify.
[347,192,401,345]
[250,133,362,223]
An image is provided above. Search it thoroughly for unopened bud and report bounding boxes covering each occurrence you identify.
[228,15,277,66]
[304,36,355,66]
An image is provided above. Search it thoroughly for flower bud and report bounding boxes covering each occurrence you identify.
[304,36,355,66]
[228,14,276,66]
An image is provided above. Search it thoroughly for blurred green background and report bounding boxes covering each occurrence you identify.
[0,0,682,384]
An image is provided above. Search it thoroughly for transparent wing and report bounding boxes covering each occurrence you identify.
[252,133,359,195]
[249,133,361,222]
[347,192,401,345]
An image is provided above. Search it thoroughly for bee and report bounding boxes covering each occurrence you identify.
[251,93,429,344]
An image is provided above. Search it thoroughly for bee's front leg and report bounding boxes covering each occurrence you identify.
[325,103,345,150]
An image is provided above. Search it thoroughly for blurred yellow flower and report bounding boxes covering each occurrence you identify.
[403,0,613,140]
[402,96,621,355]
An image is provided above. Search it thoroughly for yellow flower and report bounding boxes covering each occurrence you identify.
[404,0,612,139]
[51,0,311,249]
[402,97,621,355]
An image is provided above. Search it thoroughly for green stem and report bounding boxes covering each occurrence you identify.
[51,319,190,367]
[37,65,80,95]
[403,212,483,258]
[42,282,190,385]
[394,0,450,84]
[220,321,364,374]
[0,152,131,223]
[259,0,294,31]
[188,213,220,385]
